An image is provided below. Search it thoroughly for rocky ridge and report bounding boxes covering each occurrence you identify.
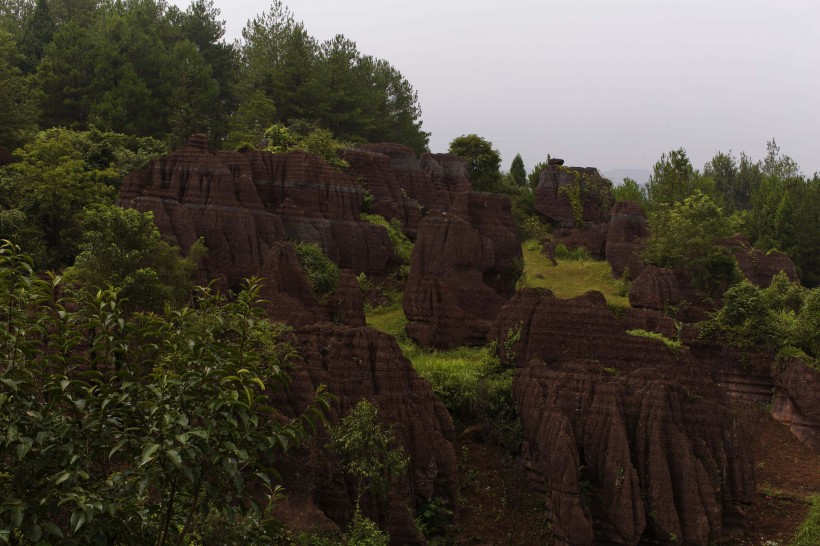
[492,289,755,545]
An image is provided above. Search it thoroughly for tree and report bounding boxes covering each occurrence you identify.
[0,241,329,543]
[65,204,206,313]
[510,153,526,187]
[527,160,548,191]
[612,177,646,205]
[329,400,408,505]
[0,30,38,150]
[645,148,713,210]
[167,39,221,147]
[0,127,165,268]
[177,0,238,143]
[642,190,738,294]
[16,0,54,73]
[448,134,501,192]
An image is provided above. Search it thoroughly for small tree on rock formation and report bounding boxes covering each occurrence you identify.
[448,134,502,192]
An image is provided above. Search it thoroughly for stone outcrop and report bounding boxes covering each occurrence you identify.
[721,235,798,286]
[118,135,398,288]
[605,201,648,278]
[492,290,754,545]
[343,143,471,237]
[628,266,682,311]
[772,358,820,452]
[273,324,459,543]
[534,164,613,229]
[403,191,522,347]
[257,243,365,327]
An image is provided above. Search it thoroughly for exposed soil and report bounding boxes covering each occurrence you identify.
[454,437,552,545]
[730,400,820,545]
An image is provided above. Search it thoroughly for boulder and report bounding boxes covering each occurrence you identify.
[403,192,522,347]
[273,324,459,544]
[772,358,820,452]
[605,201,648,278]
[628,266,682,311]
[553,223,608,259]
[534,164,613,228]
[721,234,799,286]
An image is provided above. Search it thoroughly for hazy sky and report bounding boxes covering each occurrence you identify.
[173,0,820,178]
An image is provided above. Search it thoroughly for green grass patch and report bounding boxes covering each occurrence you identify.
[626,329,682,354]
[519,240,630,307]
[366,298,513,425]
[792,495,820,546]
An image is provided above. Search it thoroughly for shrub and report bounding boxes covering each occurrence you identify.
[294,242,340,295]
[0,241,329,544]
[554,243,593,261]
[360,214,414,265]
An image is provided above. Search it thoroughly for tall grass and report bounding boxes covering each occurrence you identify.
[792,495,820,546]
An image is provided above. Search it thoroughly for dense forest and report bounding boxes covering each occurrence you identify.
[1,1,819,545]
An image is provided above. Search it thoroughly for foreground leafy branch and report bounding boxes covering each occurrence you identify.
[0,240,329,544]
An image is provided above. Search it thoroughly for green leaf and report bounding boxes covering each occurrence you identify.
[54,471,72,485]
[16,437,33,460]
[166,449,182,468]
[108,440,127,459]
[40,522,64,538]
[70,509,86,533]
[140,443,161,466]
[24,523,42,542]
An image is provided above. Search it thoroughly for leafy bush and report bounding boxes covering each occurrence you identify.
[294,241,340,295]
[65,204,205,313]
[642,191,740,295]
[554,243,593,261]
[708,273,818,364]
[360,214,414,265]
[0,241,329,544]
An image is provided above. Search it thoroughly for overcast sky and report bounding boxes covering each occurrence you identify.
[172,0,820,179]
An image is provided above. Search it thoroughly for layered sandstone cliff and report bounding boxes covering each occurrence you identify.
[492,290,755,545]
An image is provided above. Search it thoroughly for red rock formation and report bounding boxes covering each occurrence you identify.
[554,224,609,259]
[273,324,459,544]
[493,290,755,545]
[343,144,471,238]
[119,135,398,283]
[605,201,648,278]
[534,165,613,228]
[403,192,522,347]
[772,358,820,452]
[721,234,799,286]
[628,266,682,311]
[256,243,364,327]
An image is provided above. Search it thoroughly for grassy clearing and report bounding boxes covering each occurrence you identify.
[519,239,630,307]
[366,296,512,426]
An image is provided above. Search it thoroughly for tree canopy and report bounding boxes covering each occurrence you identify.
[448,134,502,192]
[0,0,428,152]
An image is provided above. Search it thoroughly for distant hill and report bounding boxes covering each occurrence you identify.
[602,168,651,186]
